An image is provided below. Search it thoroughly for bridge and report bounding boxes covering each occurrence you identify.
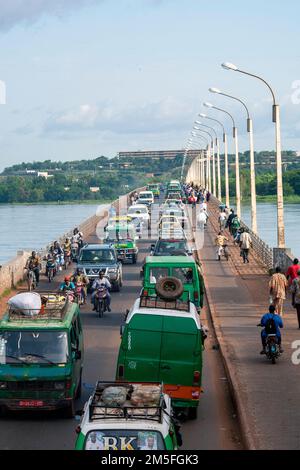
[0,174,299,450]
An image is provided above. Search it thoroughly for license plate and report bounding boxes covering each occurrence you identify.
[19,400,44,407]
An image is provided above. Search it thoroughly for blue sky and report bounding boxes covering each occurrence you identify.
[0,0,299,170]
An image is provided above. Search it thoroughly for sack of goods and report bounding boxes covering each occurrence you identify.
[101,386,128,407]
[8,292,42,316]
[130,384,161,406]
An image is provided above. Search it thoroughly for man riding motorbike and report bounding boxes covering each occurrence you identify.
[63,237,72,263]
[59,276,75,292]
[91,270,112,312]
[45,253,57,278]
[258,304,284,354]
[73,228,83,248]
[72,268,89,304]
[50,241,64,270]
[25,251,41,286]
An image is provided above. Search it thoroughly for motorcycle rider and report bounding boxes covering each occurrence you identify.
[50,241,64,270]
[73,228,83,248]
[259,304,284,354]
[63,237,72,257]
[59,275,75,292]
[72,268,89,304]
[91,270,111,312]
[25,251,41,286]
[45,252,56,277]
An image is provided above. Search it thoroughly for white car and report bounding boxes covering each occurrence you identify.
[127,204,150,224]
[137,191,154,206]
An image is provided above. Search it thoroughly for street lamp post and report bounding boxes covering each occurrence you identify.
[222,62,285,247]
[192,129,214,191]
[199,113,225,202]
[191,132,211,191]
[209,87,257,233]
[204,102,241,219]
[189,135,209,189]
[195,121,218,197]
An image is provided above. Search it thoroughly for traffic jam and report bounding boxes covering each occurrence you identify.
[0,180,207,451]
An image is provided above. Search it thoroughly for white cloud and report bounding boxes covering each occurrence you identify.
[0,0,98,31]
[43,97,197,138]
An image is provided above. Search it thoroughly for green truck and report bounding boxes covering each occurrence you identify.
[105,223,139,264]
[116,291,204,419]
[146,183,160,198]
[142,256,204,311]
[0,293,83,417]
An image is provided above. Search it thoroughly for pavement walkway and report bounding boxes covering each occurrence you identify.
[199,199,300,450]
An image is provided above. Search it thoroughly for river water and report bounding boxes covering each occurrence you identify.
[0,203,107,265]
[241,202,299,257]
[0,202,298,265]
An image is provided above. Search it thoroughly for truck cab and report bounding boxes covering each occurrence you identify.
[0,293,83,417]
[105,223,139,264]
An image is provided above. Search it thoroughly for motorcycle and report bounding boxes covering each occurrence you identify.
[46,259,56,282]
[257,325,281,364]
[95,286,108,318]
[74,281,84,306]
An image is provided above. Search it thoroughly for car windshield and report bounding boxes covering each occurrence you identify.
[106,228,135,241]
[128,207,147,214]
[139,193,152,199]
[157,241,186,253]
[84,430,165,450]
[0,330,69,364]
[79,249,116,264]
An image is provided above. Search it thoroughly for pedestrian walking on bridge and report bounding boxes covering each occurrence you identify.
[269,267,288,316]
[291,270,300,328]
[239,229,252,264]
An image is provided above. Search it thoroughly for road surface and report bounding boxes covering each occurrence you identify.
[0,232,243,450]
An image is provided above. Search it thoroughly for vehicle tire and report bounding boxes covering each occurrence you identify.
[64,398,76,418]
[98,300,104,318]
[75,372,82,399]
[188,406,198,420]
[132,255,137,264]
[155,277,183,301]
[272,356,276,364]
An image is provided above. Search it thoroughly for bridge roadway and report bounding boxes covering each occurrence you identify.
[0,229,242,450]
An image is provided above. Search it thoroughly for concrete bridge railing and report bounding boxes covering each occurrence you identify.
[0,187,142,297]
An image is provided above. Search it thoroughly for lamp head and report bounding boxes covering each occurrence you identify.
[209,87,221,94]
[221,62,238,71]
[203,102,213,108]
[199,113,207,118]
[195,120,202,125]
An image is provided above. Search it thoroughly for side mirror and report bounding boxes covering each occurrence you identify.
[120,325,125,337]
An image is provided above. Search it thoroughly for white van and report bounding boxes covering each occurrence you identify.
[137,191,154,206]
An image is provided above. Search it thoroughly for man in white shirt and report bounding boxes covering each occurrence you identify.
[239,229,252,264]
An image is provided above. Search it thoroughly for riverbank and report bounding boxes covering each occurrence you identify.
[241,195,300,204]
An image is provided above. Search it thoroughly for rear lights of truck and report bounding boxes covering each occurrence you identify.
[193,371,201,385]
